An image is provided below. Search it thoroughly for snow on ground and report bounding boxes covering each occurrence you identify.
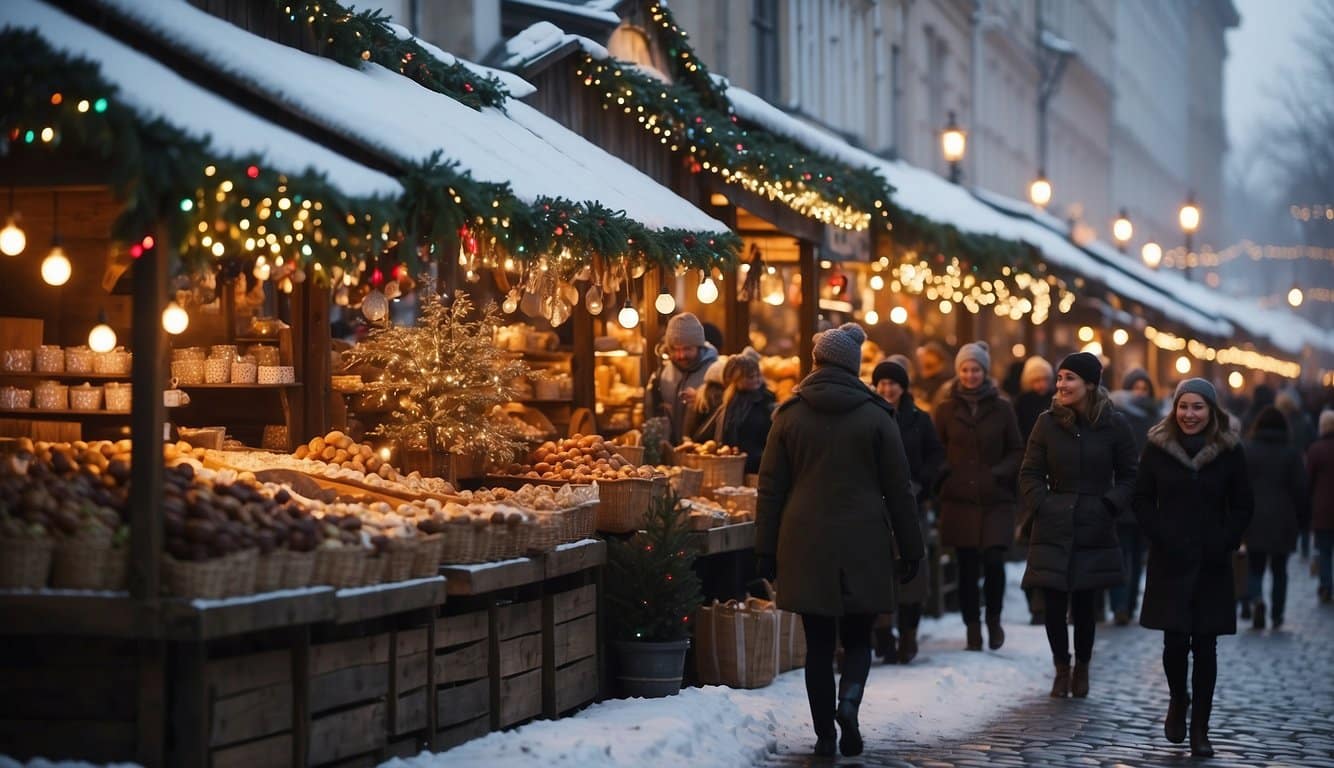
[384,564,1051,767]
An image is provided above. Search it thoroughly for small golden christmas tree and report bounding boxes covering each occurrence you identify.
[346,290,529,466]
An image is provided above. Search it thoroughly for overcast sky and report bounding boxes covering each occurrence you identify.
[1224,0,1316,157]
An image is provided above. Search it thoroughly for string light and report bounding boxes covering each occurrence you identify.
[1141,242,1163,269]
[162,302,190,335]
[696,276,718,304]
[1287,286,1303,308]
[88,311,116,353]
[1175,355,1191,375]
[40,246,71,286]
[617,301,640,329]
[864,308,879,325]
[1078,325,1095,343]
[655,287,676,314]
[1112,328,1129,346]
[890,306,908,324]
[1228,371,1244,390]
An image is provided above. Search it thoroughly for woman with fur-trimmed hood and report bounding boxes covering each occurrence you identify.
[1134,378,1253,758]
[1019,353,1138,701]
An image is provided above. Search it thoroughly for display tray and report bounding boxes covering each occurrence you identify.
[205,451,459,507]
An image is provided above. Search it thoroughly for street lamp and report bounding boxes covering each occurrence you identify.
[1028,172,1053,209]
[1179,192,1200,278]
[1112,208,1133,251]
[1141,241,1163,269]
[941,111,966,184]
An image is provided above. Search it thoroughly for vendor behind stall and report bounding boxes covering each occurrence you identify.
[648,312,718,444]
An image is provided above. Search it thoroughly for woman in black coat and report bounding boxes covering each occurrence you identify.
[697,353,776,474]
[1243,406,1309,630]
[871,358,944,664]
[1019,353,1137,699]
[1134,379,1253,758]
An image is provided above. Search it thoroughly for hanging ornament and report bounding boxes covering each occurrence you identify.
[549,297,573,327]
[520,288,543,318]
[362,289,389,322]
[585,285,604,315]
[631,262,648,279]
[502,288,520,314]
[696,276,718,304]
[41,245,71,286]
[559,280,579,307]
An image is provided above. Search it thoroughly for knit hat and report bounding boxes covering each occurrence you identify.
[722,352,760,383]
[1121,367,1154,397]
[1058,352,1103,386]
[954,341,991,374]
[1021,356,1054,387]
[1173,377,1218,409]
[1252,406,1289,435]
[872,360,910,389]
[664,312,706,348]
[887,353,913,377]
[812,323,866,374]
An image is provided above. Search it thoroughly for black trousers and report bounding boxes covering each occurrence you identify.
[1042,588,1098,664]
[957,546,1007,623]
[801,613,874,738]
[1164,632,1217,730]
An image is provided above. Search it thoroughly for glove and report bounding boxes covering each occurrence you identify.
[755,555,777,582]
[897,559,920,585]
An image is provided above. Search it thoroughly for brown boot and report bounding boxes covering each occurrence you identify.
[986,613,1005,650]
[1050,662,1071,698]
[1072,660,1090,698]
[966,622,983,651]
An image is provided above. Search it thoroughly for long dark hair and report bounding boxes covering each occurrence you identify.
[1161,391,1231,444]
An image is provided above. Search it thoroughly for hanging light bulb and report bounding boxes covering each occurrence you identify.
[0,217,24,257]
[362,289,389,322]
[617,301,640,329]
[1228,371,1244,390]
[1141,242,1163,269]
[585,285,604,315]
[864,309,879,325]
[760,265,785,306]
[869,274,885,291]
[161,301,190,335]
[41,245,71,286]
[890,306,908,325]
[1175,355,1192,375]
[88,311,117,353]
[1078,325,1095,343]
[1287,286,1304,308]
[696,276,718,304]
[654,287,676,314]
[1112,328,1129,346]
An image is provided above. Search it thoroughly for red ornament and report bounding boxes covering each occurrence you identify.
[370,268,385,286]
[129,244,143,259]
[554,226,564,236]
[464,83,474,93]
[393,263,408,281]
[246,165,260,179]
[682,236,696,248]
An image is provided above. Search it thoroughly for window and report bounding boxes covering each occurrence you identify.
[753,0,780,102]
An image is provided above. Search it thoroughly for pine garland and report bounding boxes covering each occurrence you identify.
[605,491,703,642]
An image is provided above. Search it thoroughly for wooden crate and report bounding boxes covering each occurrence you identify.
[493,599,544,728]
[205,648,293,762]
[435,608,491,743]
[544,584,599,717]
[391,628,430,737]
[308,633,391,766]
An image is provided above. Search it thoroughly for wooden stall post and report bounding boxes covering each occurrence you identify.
[798,240,818,377]
[128,227,167,601]
[295,280,331,441]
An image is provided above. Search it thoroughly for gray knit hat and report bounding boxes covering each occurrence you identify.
[954,341,991,374]
[664,312,706,348]
[1173,378,1218,409]
[887,353,914,377]
[812,323,866,374]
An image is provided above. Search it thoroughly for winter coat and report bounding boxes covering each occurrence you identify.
[1019,390,1138,591]
[1309,435,1334,532]
[1109,390,1157,455]
[933,381,1025,549]
[1135,421,1253,636]
[1243,429,1309,554]
[891,392,943,604]
[713,387,777,474]
[756,365,924,616]
[1014,391,1051,443]
[647,345,719,443]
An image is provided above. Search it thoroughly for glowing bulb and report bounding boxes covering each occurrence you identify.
[502,290,520,314]
[1078,325,1095,343]
[1287,287,1303,308]
[617,303,640,329]
[40,246,71,286]
[362,289,388,322]
[0,218,25,256]
[1141,242,1163,269]
[161,302,190,335]
[1081,341,1103,356]
[1028,175,1053,208]
[655,290,676,314]
[1112,211,1133,244]
[869,274,885,291]
[939,300,953,315]
[890,306,908,325]
[1228,371,1244,390]
[1178,202,1200,234]
[1175,355,1191,375]
[1112,328,1129,346]
[864,309,879,325]
[1011,343,1026,358]
[253,261,271,280]
[88,322,117,353]
[696,277,718,304]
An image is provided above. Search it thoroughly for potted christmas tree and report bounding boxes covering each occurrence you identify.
[604,491,702,697]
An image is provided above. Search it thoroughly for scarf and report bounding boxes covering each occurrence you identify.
[1181,432,1207,458]
[953,378,998,414]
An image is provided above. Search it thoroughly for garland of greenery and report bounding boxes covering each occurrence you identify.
[0,29,738,283]
[274,0,510,111]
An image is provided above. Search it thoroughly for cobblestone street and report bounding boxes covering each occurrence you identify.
[763,563,1334,767]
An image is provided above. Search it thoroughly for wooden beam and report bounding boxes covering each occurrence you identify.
[129,228,167,603]
[297,281,331,442]
[798,240,818,378]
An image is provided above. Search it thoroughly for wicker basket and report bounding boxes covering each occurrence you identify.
[254,551,286,593]
[712,486,758,514]
[104,548,128,591]
[439,523,481,565]
[225,549,258,596]
[51,538,115,590]
[527,513,561,553]
[669,467,704,498]
[383,541,417,583]
[482,526,512,561]
[676,453,747,493]
[595,477,665,533]
[313,546,366,588]
[282,551,315,588]
[571,500,599,540]
[412,534,444,577]
[163,554,231,599]
[362,555,385,586]
[0,538,53,588]
[613,444,645,466]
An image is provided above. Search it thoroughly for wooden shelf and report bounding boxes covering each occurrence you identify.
[0,407,129,417]
[439,538,605,596]
[179,383,302,390]
[687,521,756,556]
[0,370,131,381]
[332,576,446,624]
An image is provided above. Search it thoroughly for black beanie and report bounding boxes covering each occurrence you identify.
[872,361,910,390]
[1059,352,1103,386]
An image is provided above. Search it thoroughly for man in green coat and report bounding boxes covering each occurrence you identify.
[756,323,922,758]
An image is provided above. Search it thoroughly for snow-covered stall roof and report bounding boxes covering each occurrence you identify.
[0,0,403,200]
[507,0,625,26]
[723,87,1234,338]
[90,0,729,237]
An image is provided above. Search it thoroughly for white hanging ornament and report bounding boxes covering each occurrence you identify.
[361,289,389,322]
[383,281,401,300]
[559,280,579,307]
[502,289,520,314]
[520,288,543,318]
[585,285,604,315]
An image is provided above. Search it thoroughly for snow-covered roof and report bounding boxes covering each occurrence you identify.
[507,0,624,26]
[89,0,728,236]
[0,0,403,200]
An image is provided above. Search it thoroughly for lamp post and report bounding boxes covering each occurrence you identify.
[1028,171,1053,209]
[941,111,966,184]
[1112,208,1133,252]
[1179,192,1200,280]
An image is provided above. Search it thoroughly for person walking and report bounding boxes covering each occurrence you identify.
[646,312,718,444]
[934,341,1024,651]
[871,356,944,664]
[1014,356,1055,442]
[1108,368,1159,625]
[1019,352,1137,698]
[1135,379,1253,757]
[755,323,923,758]
[1243,406,1309,629]
[914,340,953,412]
[1276,390,1317,559]
[1308,410,1334,604]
